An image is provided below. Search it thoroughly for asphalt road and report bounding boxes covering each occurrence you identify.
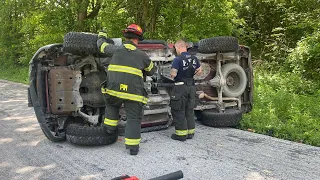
[1,80,320,180]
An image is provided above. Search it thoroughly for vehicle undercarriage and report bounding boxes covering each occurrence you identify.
[28,33,253,145]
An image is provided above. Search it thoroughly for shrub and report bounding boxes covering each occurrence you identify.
[241,70,320,146]
[286,31,320,82]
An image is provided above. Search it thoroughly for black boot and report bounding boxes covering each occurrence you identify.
[130,148,139,155]
[171,134,187,142]
[187,134,194,139]
[126,145,139,155]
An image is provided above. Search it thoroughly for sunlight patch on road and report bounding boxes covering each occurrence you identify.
[0,99,27,103]
[2,115,35,122]
[42,164,57,170]
[0,162,10,167]
[15,164,56,174]
[17,140,41,147]
[14,124,40,132]
[244,172,270,180]
[16,166,37,174]
[79,174,102,180]
[0,138,13,144]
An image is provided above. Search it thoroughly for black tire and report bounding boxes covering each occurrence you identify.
[66,123,118,146]
[194,110,202,121]
[63,32,99,56]
[221,63,247,97]
[198,36,239,53]
[201,109,242,127]
[41,128,66,142]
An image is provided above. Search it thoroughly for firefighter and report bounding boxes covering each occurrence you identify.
[97,24,156,155]
[170,40,202,141]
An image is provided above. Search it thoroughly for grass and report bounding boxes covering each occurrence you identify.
[0,64,29,84]
[240,69,320,147]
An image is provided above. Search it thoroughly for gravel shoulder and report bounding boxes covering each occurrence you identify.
[1,80,319,180]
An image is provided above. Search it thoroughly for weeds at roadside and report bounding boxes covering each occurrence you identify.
[241,70,320,147]
[0,64,28,84]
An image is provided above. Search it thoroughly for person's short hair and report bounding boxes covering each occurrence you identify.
[175,40,187,49]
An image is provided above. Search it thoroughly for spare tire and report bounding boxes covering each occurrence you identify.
[66,123,118,146]
[63,32,99,56]
[221,63,247,97]
[201,109,242,127]
[198,36,239,53]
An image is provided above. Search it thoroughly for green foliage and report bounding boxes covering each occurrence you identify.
[0,64,28,84]
[286,31,320,82]
[99,0,238,41]
[98,0,129,38]
[0,0,26,65]
[241,70,320,146]
[235,0,320,64]
[237,1,320,146]
[0,0,320,146]
[18,3,72,64]
[156,0,238,41]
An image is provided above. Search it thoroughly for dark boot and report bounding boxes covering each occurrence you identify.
[171,134,187,142]
[130,148,139,155]
[126,145,139,155]
[187,134,194,139]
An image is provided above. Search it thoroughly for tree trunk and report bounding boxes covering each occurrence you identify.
[76,0,101,32]
[126,0,162,38]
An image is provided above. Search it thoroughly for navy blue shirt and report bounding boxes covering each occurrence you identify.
[171,52,200,82]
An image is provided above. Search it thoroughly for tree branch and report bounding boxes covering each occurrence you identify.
[112,0,126,13]
[87,0,102,19]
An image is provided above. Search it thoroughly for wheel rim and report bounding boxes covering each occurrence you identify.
[226,71,241,92]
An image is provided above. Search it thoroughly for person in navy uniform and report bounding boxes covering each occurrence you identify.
[170,40,202,141]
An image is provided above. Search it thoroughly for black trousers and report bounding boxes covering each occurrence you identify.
[170,84,196,136]
[103,94,143,147]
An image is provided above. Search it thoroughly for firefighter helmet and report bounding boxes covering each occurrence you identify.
[122,24,144,41]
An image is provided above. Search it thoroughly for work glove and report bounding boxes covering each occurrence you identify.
[98,30,115,45]
[98,30,108,40]
[97,30,116,54]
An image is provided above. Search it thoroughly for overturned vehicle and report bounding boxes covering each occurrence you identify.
[28,32,253,145]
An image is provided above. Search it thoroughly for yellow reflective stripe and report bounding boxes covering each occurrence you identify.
[99,32,108,38]
[108,64,143,78]
[107,89,148,104]
[176,130,188,136]
[125,138,141,145]
[101,88,148,104]
[124,44,136,50]
[188,129,195,134]
[144,61,154,72]
[104,118,118,126]
[101,88,107,93]
[100,42,109,53]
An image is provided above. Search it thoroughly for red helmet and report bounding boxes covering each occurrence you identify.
[122,24,144,40]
